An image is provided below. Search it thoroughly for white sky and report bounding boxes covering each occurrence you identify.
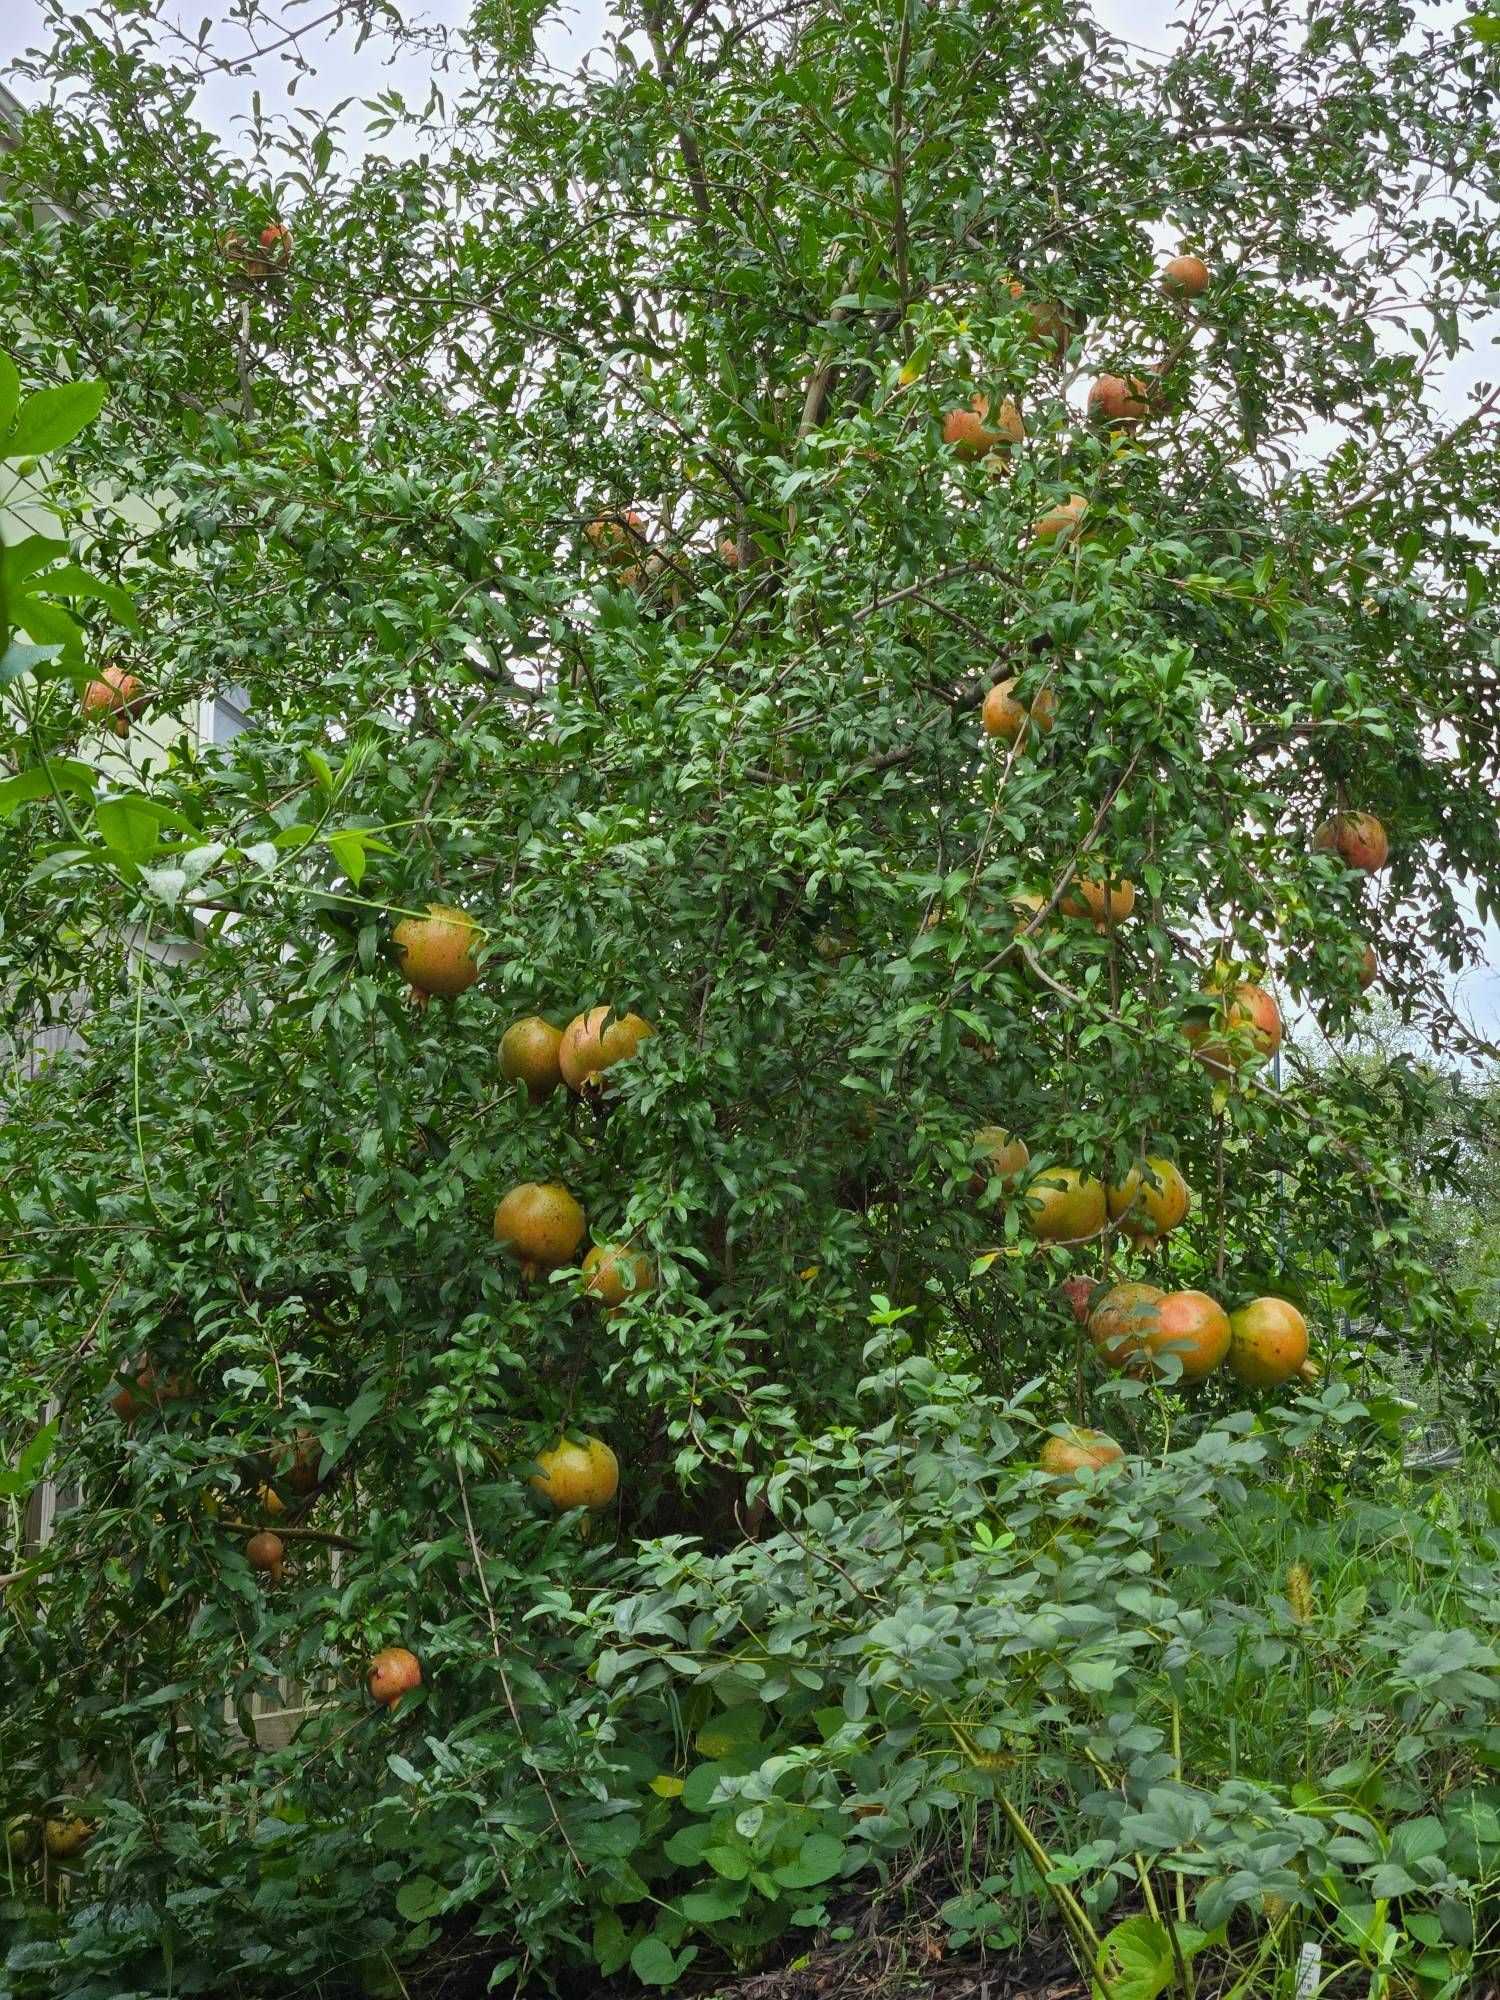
[4,0,1498,1043]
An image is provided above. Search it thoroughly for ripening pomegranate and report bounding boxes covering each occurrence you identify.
[529,1435,620,1511]
[1141,1290,1231,1382]
[970,1127,1030,1199]
[1023,1165,1107,1245]
[942,393,1025,461]
[493,1182,587,1278]
[1186,982,1282,1076]
[558,1006,654,1094]
[1226,1297,1309,1388]
[110,1361,192,1421]
[581,1243,654,1308]
[43,1817,94,1860]
[1162,255,1210,298]
[1032,494,1087,543]
[1088,1282,1165,1368]
[1358,940,1379,991]
[1312,811,1389,874]
[1005,280,1083,361]
[586,510,648,564]
[1088,373,1153,426]
[1060,877,1136,927]
[253,222,292,273]
[367,1646,423,1710]
[278,1430,321,1496]
[82,665,145,736]
[246,1530,284,1584]
[1059,1275,1100,1324]
[391,904,481,999]
[981,678,1056,748]
[1039,1428,1124,1480]
[499,1016,564,1100]
[221,223,292,277]
[1106,1156,1191,1243]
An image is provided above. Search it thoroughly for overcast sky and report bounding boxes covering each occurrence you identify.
[4,0,1497,1043]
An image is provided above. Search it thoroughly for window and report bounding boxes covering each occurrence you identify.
[206,684,250,746]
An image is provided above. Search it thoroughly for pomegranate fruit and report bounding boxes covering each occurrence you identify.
[1226,1297,1309,1388]
[1060,877,1136,927]
[581,1243,653,1308]
[969,1126,1030,1198]
[1059,1275,1101,1324]
[1003,280,1082,360]
[585,510,647,564]
[530,1435,620,1511]
[1032,494,1087,543]
[942,393,1025,460]
[1088,373,1153,425]
[1039,1428,1124,1479]
[1141,1290,1231,1382]
[1023,1165,1107,1245]
[246,1530,284,1584]
[494,1182,587,1278]
[981,677,1056,748]
[1312,811,1389,874]
[82,664,144,736]
[1088,1282,1164,1367]
[43,1817,93,1860]
[1106,1156,1191,1243]
[391,904,481,999]
[367,1646,422,1710]
[279,1430,321,1496]
[1358,940,1379,991]
[499,1016,564,1100]
[1186,982,1281,1075]
[1162,255,1210,297]
[558,1006,654,1094]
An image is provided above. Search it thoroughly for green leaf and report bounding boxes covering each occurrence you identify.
[680,1882,747,1922]
[5,378,108,457]
[593,1911,631,1977]
[0,352,19,439]
[0,1419,59,1497]
[694,1703,764,1758]
[0,640,62,689]
[1093,1915,1176,2000]
[19,560,138,628]
[771,1832,844,1890]
[394,1875,447,1921]
[12,594,83,656]
[663,1823,711,1868]
[701,1842,751,1881]
[95,796,162,862]
[328,830,369,887]
[0,759,98,816]
[630,1935,695,1986]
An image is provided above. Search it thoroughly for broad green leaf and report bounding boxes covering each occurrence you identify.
[394,1875,446,1921]
[328,829,369,886]
[95,796,161,862]
[5,378,107,458]
[5,378,108,457]
[630,1936,695,1986]
[0,639,62,688]
[1093,1915,1176,2000]
[0,759,98,815]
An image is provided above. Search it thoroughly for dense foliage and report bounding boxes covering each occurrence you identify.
[4,0,1500,1992]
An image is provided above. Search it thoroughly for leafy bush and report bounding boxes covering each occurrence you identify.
[8,1330,1500,1997]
